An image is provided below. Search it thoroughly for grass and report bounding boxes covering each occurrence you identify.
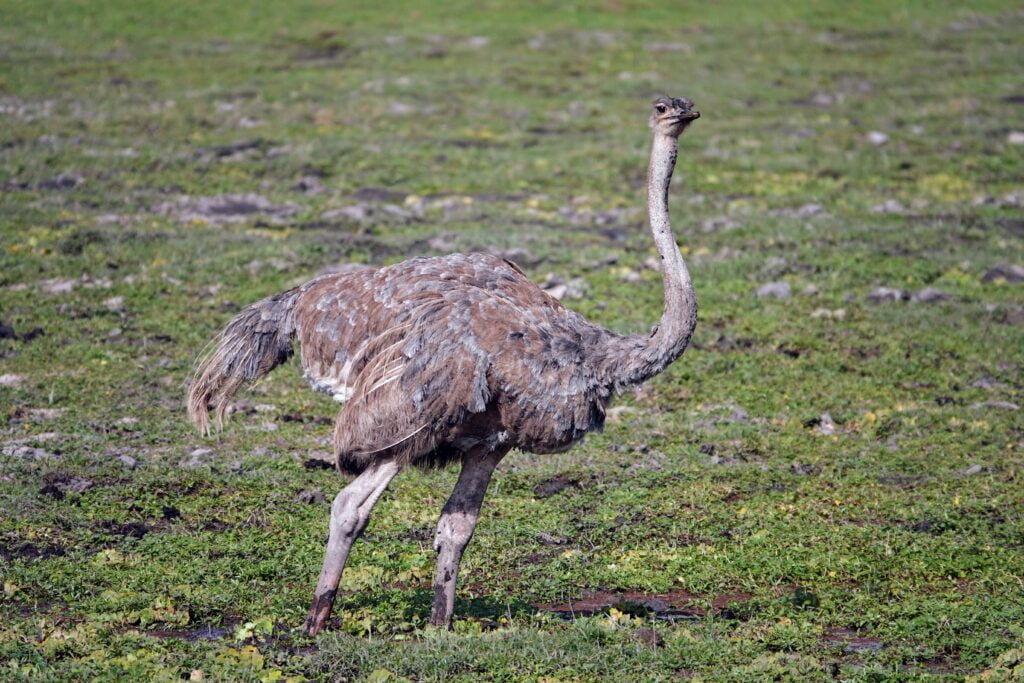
[1,0,1023,680]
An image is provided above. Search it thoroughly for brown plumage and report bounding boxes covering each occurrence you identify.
[187,96,701,635]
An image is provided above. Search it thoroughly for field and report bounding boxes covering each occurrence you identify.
[2,1,1023,680]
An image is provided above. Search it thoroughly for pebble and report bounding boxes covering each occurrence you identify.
[2,445,59,460]
[982,263,1024,283]
[117,455,137,469]
[755,281,791,299]
[870,199,906,214]
[292,176,325,194]
[866,131,890,146]
[867,286,908,303]
[971,400,1019,411]
[295,488,327,505]
[910,287,949,303]
[815,412,838,435]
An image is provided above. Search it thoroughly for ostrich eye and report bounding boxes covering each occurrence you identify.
[655,104,667,114]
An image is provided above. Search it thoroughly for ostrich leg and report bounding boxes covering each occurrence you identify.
[304,458,400,635]
[430,446,510,628]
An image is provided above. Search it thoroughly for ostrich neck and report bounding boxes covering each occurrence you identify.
[599,133,698,387]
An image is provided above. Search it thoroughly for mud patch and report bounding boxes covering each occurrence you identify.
[0,541,67,562]
[535,589,752,621]
[148,625,231,642]
[153,194,300,225]
[824,628,885,654]
[96,520,153,539]
[533,474,579,498]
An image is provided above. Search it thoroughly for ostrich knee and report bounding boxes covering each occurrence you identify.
[330,489,362,540]
[434,510,477,555]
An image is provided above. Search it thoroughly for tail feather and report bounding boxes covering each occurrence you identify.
[187,289,299,435]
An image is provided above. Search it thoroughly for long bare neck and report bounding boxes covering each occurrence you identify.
[599,132,698,387]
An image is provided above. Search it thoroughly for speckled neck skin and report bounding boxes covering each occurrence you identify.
[599,129,697,388]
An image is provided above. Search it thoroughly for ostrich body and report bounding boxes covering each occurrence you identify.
[188,96,700,635]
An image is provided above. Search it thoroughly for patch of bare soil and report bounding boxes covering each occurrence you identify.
[153,194,300,224]
[534,589,752,621]
[823,628,885,654]
[147,625,231,642]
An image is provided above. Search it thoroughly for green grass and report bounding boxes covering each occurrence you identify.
[1,1,1023,680]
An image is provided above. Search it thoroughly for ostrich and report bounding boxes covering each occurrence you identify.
[188,96,700,635]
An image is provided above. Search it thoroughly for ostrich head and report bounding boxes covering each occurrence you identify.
[649,96,699,138]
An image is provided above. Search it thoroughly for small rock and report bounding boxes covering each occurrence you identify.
[117,455,137,469]
[183,447,213,468]
[321,202,414,224]
[870,199,907,214]
[463,36,490,49]
[1008,131,1024,145]
[728,407,750,423]
[537,532,565,546]
[971,400,1019,411]
[321,204,372,222]
[154,194,300,225]
[646,41,691,53]
[815,412,837,435]
[958,464,983,476]
[619,269,643,284]
[2,445,59,460]
[981,263,1024,283]
[246,258,292,273]
[104,296,125,312]
[39,172,84,190]
[108,327,123,338]
[969,375,1005,390]
[867,286,908,303]
[792,462,817,476]
[25,408,64,421]
[755,281,791,299]
[866,131,889,146]
[295,488,326,505]
[40,278,76,294]
[801,284,819,296]
[64,476,93,493]
[540,273,587,301]
[292,176,325,194]
[795,202,824,218]
[910,287,949,303]
[606,406,638,423]
[700,216,739,233]
[387,101,417,116]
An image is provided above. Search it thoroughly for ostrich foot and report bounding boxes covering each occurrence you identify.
[303,589,337,635]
